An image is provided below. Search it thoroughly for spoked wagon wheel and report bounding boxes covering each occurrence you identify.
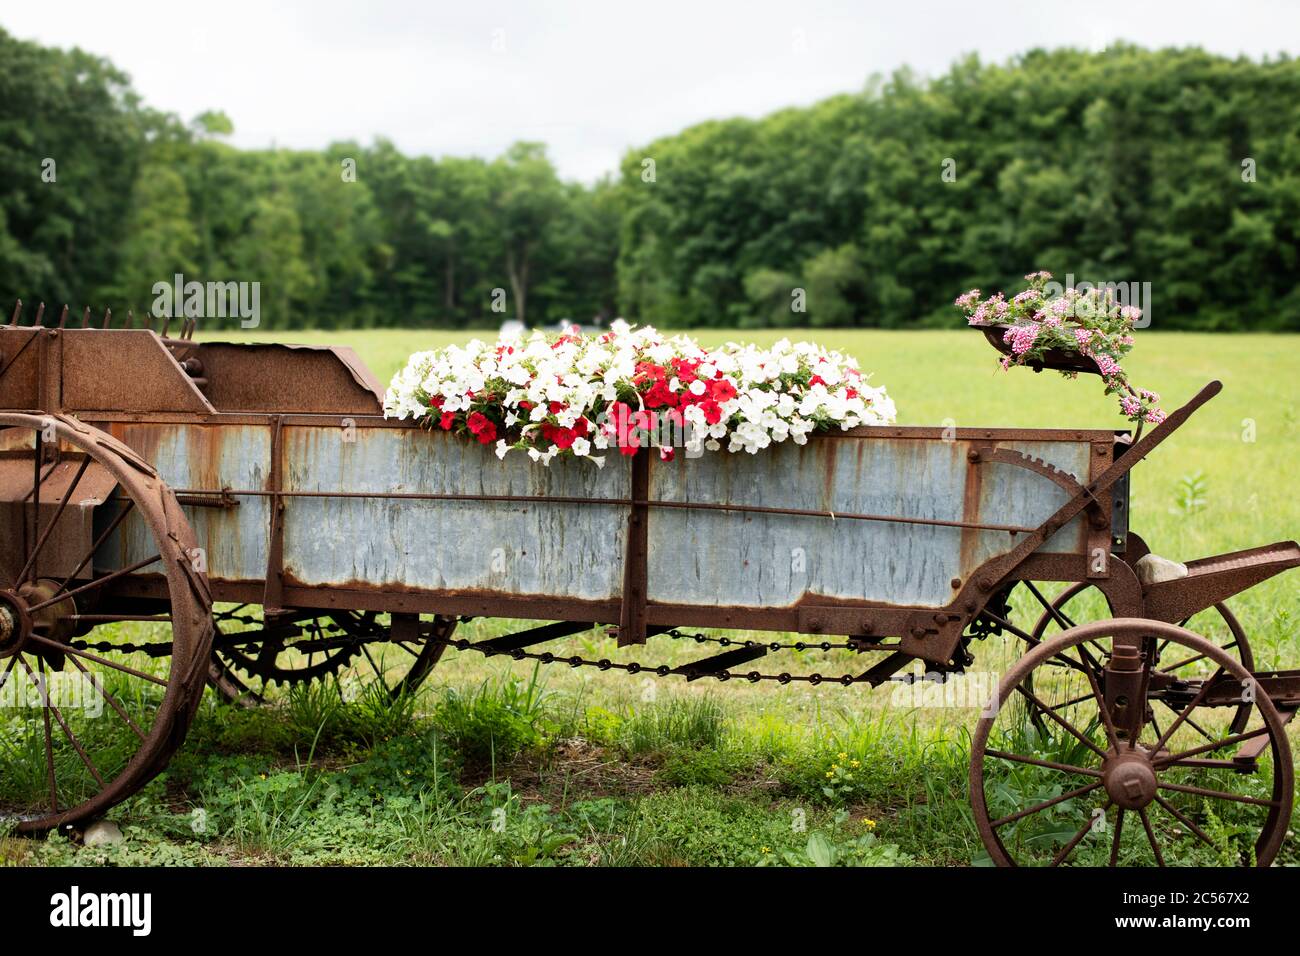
[0,414,212,832]
[1026,580,1254,734]
[971,619,1293,867]
[207,608,456,705]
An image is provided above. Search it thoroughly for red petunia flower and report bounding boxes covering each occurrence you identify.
[710,379,737,402]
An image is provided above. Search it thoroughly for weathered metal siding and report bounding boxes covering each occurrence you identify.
[647,437,1089,609]
[279,426,630,601]
[96,420,1093,612]
[107,423,272,582]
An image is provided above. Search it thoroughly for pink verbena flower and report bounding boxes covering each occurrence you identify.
[954,289,981,310]
[1003,323,1040,355]
[1094,354,1121,377]
[1120,395,1141,417]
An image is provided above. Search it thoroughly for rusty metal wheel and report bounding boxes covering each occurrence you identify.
[971,619,1293,867]
[0,413,212,832]
[1028,581,1254,734]
[207,609,455,705]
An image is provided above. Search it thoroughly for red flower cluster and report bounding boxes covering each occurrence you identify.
[539,417,589,450]
[466,411,497,444]
[631,357,734,428]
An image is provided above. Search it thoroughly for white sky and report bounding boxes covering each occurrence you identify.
[3,0,1297,181]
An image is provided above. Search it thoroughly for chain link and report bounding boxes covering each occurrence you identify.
[428,626,882,686]
[66,619,903,687]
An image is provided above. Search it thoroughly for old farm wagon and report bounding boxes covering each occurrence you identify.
[0,306,1297,866]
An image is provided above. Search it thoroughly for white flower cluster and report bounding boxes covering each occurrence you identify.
[384,321,896,465]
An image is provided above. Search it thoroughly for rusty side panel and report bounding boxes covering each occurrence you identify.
[277,424,630,602]
[101,421,272,583]
[188,343,383,414]
[62,330,215,413]
[0,327,42,409]
[0,455,118,581]
[82,417,1098,614]
[646,435,1091,610]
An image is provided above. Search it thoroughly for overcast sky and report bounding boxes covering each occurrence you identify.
[4,1,1297,181]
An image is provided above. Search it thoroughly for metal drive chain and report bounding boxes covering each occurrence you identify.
[65,620,896,687]
[662,628,858,652]
[68,611,371,660]
[429,626,881,687]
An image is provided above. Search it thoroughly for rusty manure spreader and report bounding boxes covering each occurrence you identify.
[0,305,1296,867]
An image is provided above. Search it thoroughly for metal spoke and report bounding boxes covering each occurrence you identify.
[33,655,58,811]
[1050,799,1111,866]
[1109,808,1126,866]
[1152,668,1223,753]
[1013,684,1109,760]
[65,653,146,742]
[985,749,1103,778]
[361,643,390,694]
[1082,663,1120,751]
[1157,781,1279,808]
[21,656,105,787]
[991,781,1103,828]
[1153,794,1218,849]
[1138,808,1165,866]
[1025,581,1076,631]
[16,454,91,586]
[1046,691,1095,712]
[1156,699,1216,743]
[49,498,136,597]
[28,552,161,612]
[1155,726,1269,768]
[0,654,18,694]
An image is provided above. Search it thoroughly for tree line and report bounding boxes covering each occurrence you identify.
[2,28,1297,331]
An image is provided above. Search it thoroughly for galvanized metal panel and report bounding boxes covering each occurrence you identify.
[96,419,1095,613]
[647,437,1090,609]
[279,426,630,601]
[106,423,272,582]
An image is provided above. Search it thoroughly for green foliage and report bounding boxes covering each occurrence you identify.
[1173,471,1210,515]
[760,814,912,867]
[4,30,1298,330]
[617,46,1300,330]
[430,668,550,767]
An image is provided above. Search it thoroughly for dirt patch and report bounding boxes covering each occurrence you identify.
[460,737,661,807]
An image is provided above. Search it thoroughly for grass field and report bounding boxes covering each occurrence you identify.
[4,328,1297,867]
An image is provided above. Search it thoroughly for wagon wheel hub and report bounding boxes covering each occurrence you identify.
[1102,750,1159,810]
[0,588,33,658]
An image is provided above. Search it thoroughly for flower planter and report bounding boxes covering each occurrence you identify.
[976,323,1102,376]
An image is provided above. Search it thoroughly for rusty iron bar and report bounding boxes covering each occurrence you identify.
[151,486,1039,535]
[261,415,287,614]
[619,449,651,646]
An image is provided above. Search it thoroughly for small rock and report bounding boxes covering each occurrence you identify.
[1135,554,1189,586]
[83,820,123,847]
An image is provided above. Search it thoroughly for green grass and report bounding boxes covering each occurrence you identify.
[4,327,1296,867]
